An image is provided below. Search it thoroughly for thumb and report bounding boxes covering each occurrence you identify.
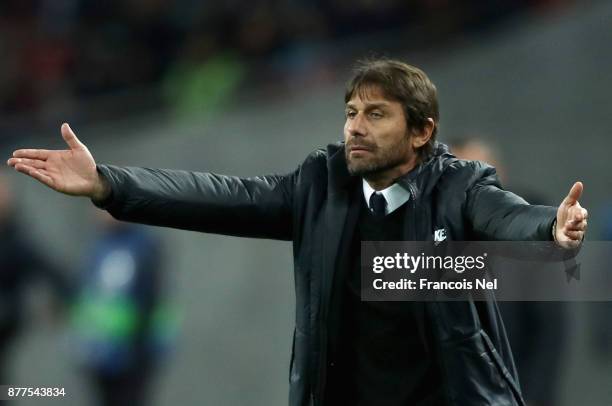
[564,181,583,206]
[61,123,84,150]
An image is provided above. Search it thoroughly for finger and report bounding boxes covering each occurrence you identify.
[566,213,587,225]
[559,239,581,249]
[61,123,84,150]
[12,149,50,160]
[567,205,587,222]
[7,157,46,170]
[564,181,583,206]
[566,220,587,231]
[14,164,54,188]
[564,230,583,240]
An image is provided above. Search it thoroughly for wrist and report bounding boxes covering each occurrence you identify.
[91,172,111,202]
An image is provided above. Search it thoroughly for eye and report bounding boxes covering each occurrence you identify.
[345,110,357,119]
[369,111,383,119]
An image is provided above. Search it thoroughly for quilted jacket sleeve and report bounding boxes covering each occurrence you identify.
[465,162,557,241]
[92,164,295,240]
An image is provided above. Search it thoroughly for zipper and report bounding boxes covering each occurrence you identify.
[408,182,418,241]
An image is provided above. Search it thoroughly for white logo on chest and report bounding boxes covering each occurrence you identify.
[434,228,447,243]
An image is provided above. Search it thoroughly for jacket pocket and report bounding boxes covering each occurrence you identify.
[439,329,524,406]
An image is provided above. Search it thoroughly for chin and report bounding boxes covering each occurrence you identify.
[347,161,380,177]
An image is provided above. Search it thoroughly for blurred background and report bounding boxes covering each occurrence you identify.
[1,0,611,405]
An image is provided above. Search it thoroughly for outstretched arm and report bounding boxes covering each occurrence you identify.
[7,123,295,240]
[465,165,587,245]
[94,164,295,240]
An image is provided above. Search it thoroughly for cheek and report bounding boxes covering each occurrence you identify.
[378,129,407,150]
[373,128,394,145]
[343,123,351,140]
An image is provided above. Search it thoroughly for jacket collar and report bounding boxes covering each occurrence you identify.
[326,141,455,200]
[326,143,355,192]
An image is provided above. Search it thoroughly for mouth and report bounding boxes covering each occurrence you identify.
[349,148,374,159]
[348,145,374,153]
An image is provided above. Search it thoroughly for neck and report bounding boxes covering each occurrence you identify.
[364,157,420,191]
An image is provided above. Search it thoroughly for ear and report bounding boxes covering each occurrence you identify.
[411,118,435,149]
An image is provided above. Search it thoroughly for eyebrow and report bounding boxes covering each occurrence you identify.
[345,102,391,110]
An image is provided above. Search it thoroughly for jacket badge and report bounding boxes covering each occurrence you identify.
[434,228,447,243]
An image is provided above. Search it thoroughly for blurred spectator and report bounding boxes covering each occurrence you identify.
[71,211,177,406]
[449,136,568,406]
[0,170,70,387]
[162,29,246,120]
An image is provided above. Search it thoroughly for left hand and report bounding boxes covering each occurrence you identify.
[555,181,588,248]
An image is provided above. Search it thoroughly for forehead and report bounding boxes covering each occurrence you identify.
[346,84,400,107]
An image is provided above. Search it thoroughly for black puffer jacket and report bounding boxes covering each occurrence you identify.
[95,142,557,406]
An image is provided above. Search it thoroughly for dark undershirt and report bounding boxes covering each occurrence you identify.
[325,198,443,406]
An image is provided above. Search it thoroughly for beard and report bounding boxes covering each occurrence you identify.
[345,137,412,177]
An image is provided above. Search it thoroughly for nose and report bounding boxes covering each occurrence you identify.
[346,112,367,138]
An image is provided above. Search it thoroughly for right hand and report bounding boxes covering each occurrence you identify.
[6,123,109,200]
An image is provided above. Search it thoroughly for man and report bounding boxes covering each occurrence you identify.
[7,59,587,405]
